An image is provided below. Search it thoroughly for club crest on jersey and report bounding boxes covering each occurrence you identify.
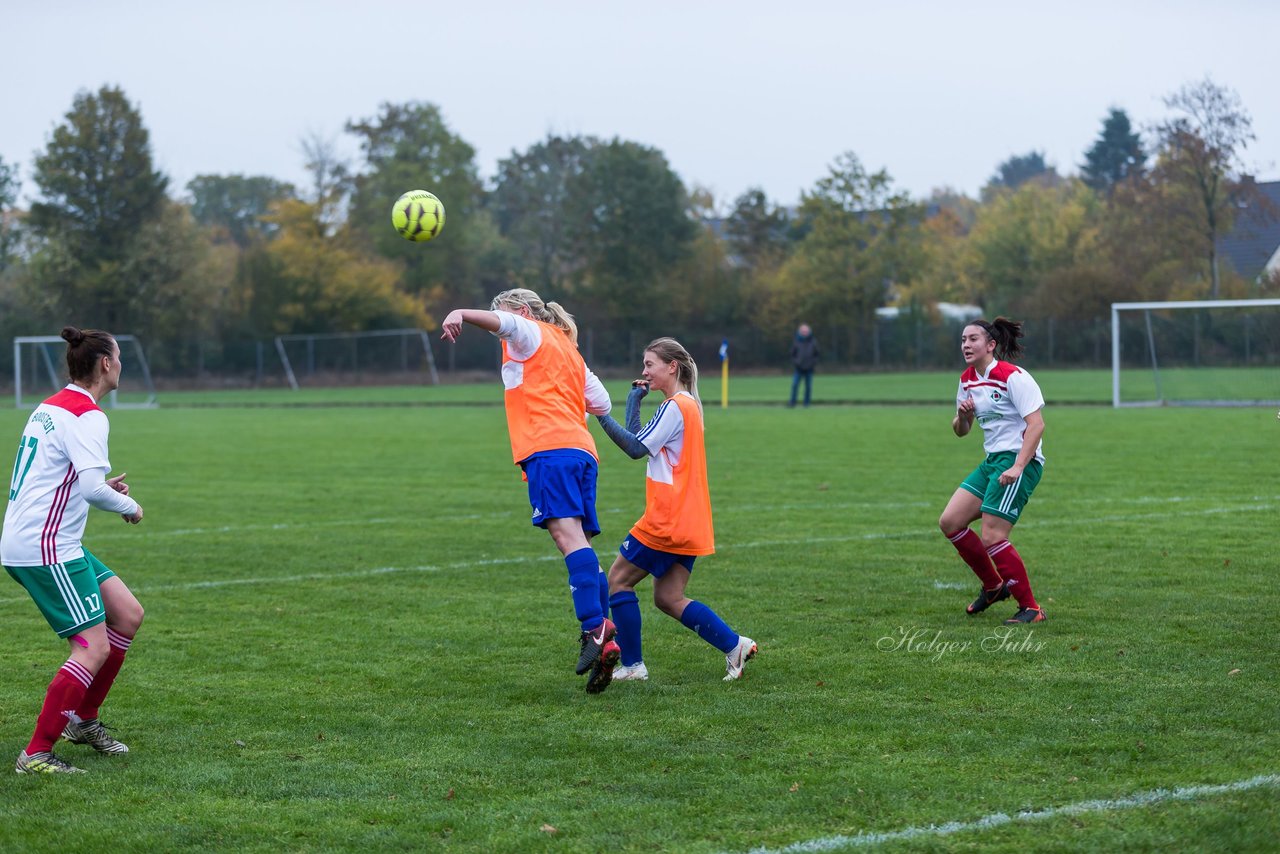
[991,391,1002,401]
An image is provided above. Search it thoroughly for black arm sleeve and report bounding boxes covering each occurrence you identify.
[596,384,650,459]
[625,384,645,434]
[596,414,649,459]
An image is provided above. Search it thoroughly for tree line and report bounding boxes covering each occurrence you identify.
[0,77,1272,377]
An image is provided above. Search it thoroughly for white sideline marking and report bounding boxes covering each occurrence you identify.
[82,500,941,542]
[933,581,968,590]
[144,554,560,592]
[0,555,564,603]
[731,774,1280,853]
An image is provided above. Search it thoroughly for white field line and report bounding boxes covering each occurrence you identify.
[135,555,546,593]
[81,501,935,542]
[0,501,1272,607]
[729,774,1280,853]
[0,555,562,604]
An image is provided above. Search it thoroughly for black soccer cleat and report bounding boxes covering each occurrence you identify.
[575,618,617,675]
[1003,607,1046,625]
[585,640,621,694]
[966,581,1011,615]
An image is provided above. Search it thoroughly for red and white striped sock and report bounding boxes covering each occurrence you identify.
[26,659,93,754]
[946,528,1004,590]
[76,628,134,721]
[987,539,1038,610]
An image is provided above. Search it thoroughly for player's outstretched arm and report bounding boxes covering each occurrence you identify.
[440,309,501,342]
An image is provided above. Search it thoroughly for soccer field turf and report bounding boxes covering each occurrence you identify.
[0,394,1276,852]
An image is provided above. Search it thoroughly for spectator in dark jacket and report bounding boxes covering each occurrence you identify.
[789,323,819,407]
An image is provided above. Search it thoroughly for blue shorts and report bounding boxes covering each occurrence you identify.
[619,535,697,578]
[522,450,601,536]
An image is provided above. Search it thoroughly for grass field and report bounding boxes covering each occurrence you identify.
[1,378,1277,852]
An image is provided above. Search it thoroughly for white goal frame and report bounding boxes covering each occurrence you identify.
[274,328,440,390]
[1111,298,1280,408]
[13,335,158,409]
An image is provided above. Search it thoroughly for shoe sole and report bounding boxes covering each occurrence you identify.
[586,644,621,694]
[65,739,129,754]
[1004,612,1047,625]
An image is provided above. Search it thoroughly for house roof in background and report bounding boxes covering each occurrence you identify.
[1219,181,1280,281]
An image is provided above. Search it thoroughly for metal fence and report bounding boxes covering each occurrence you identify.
[10,310,1274,391]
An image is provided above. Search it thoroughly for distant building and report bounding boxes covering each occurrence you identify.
[875,302,982,322]
[1219,180,1280,283]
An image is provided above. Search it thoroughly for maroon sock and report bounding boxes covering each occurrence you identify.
[946,528,1004,589]
[26,660,94,754]
[76,628,133,720]
[987,540,1038,609]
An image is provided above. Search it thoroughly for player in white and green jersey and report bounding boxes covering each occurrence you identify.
[937,317,1048,625]
[3,327,146,774]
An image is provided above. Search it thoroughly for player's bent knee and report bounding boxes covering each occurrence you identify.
[112,602,144,636]
[124,602,144,634]
[979,530,1008,549]
[71,634,111,670]
[654,594,683,618]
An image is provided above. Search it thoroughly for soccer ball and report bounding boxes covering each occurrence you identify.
[391,190,446,242]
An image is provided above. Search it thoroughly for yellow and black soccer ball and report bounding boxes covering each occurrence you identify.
[391,190,446,242]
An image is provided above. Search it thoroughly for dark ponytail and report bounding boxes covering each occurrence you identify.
[62,326,116,382]
[973,317,1025,361]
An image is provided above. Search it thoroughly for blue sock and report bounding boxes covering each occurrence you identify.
[609,591,643,666]
[565,547,603,632]
[598,567,610,622]
[679,600,738,653]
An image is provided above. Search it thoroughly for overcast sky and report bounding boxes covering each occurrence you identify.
[3,1,1277,210]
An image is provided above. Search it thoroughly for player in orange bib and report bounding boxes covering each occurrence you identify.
[441,289,620,693]
[595,338,756,683]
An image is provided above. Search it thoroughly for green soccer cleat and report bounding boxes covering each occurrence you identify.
[15,750,87,774]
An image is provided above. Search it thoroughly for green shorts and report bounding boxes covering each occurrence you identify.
[959,452,1043,524]
[4,550,115,638]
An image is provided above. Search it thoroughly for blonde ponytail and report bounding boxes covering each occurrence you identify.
[491,288,579,345]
